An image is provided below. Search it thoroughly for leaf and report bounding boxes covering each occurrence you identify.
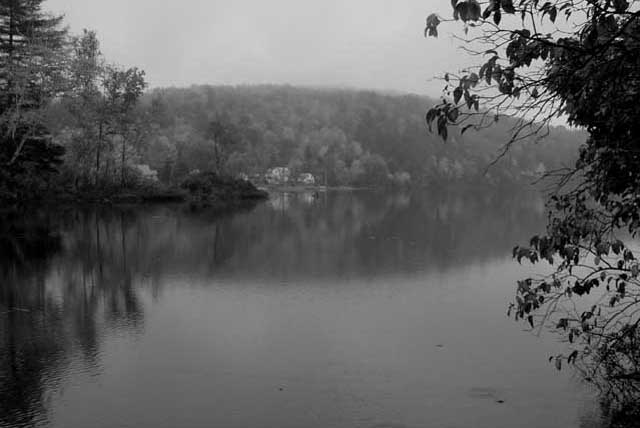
[556,318,569,330]
[455,2,468,21]
[500,0,515,14]
[567,350,579,365]
[425,14,441,38]
[493,9,502,25]
[447,107,460,122]
[482,5,493,20]
[468,72,479,87]
[555,357,562,371]
[527,315,534,329]
[437,116,449,140]
[612,240,624,255]
[613,0,629,12]
[461,124,474,135]
[465,92,474,109]
[454,87,463,104]
[468,0,482,21]
[426,109,437,129]
[618,281,626,296]
[596,242,610,256]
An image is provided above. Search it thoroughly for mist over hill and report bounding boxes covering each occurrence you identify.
[133,84,584,187]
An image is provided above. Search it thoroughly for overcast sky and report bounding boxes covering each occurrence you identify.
[46,0,471,95]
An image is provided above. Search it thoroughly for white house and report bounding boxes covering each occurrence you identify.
[133,164,159,182]
[297,173,316,186]
[266,167,291,185]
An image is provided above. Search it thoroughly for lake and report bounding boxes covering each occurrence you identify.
[0,189,601,428]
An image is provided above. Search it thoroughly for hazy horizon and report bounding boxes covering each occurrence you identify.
[46,0,470,95]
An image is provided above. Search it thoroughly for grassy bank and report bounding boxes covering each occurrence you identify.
[1,172,269,208]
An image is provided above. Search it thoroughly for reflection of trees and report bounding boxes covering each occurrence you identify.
[207,188,546,278]
[41,188,544,282]
[0,209,144,427]
[1,190,610,427]
[0,210,66,428]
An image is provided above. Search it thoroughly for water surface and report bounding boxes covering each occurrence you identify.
[0,189,599,428]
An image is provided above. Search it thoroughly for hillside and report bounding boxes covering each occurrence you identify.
[136,85,584,187]
[45,84,585,190]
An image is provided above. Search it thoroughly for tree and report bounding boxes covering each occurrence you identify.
[64,30,147,188]
[66,29,104,186]
[425,0,640,417]
[0,0,67,199]
[102,65,147,185]
[206,116,238,174]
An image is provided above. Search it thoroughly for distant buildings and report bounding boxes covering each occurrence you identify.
[133,164,159,182]
[265,167,291,185]
[297,173,316,186]
[264,168,317,186]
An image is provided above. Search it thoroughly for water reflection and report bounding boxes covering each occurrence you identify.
[0,189,619,428]
[0,209,144,428]
[149,189,547,279]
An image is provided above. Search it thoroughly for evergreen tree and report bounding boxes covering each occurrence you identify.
[0,0,67,200]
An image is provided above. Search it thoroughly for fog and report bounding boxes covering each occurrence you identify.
[47,0,470,94]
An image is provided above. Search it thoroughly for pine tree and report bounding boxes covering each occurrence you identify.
[0,0,67,200]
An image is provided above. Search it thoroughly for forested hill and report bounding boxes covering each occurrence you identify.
[138,84,584,187]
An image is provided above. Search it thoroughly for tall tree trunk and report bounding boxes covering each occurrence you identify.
[95,122,102,187]
[121,135,126,187]
[96,213,103,277]
[8,1,14,105]
[7,130,28,166]
[214,141,220,174]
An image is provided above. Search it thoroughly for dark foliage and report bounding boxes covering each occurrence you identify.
[426,0,640,422]
[181,171,268,204]
[0,124,64,201]
[0,0,67,200]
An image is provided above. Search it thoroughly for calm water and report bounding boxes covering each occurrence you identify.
[0,189,601,428]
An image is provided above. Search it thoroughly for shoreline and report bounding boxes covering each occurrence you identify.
[0,187,269,210]
[260,185,370,193]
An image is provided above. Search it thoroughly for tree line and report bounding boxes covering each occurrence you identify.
[1,0,585,203]
[112,84,584,188]
[0,0,149,200]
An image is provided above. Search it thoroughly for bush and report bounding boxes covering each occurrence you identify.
[180,171,267,203]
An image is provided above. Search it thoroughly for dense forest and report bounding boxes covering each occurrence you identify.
[46,84,585,191]
[1,0,585,202]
